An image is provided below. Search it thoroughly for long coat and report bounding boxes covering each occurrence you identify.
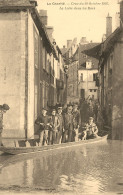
[35,115,49,131]
[64,113,74,131]
[49,115,60,131]
[73,110,80,128]
[57,114,64,131]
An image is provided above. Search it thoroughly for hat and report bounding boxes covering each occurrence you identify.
[89,117,93,120]
[52,109,56,112]
[2,104,10,110]
[73,104,78,107]
[42,107,48,111]
[57,103,63,109]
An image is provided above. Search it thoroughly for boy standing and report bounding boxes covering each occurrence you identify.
[49,109,60,144]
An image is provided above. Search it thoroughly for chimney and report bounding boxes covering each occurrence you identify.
[39,10,48,26]
[67,40,72,48]
[115,12,120,28]
[47,26,54,42]
[106,13,112,38]
[80,37,88,45]
[120,1,123,27]
[30,0,37,6]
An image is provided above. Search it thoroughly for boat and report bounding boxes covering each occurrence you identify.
[0,135,108,155]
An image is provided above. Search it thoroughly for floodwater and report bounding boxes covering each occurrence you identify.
[0,140,123,195]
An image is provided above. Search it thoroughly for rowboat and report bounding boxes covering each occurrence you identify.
[0,135,108,155]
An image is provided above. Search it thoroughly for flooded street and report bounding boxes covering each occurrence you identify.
[0,140,123,195]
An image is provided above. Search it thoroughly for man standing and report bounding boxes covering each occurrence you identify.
[57,105,64,144]
[73,104,80,141]
[35,108,50,145]
[0,104,10,146]
[63,105,74,143]
[49,109,60,144]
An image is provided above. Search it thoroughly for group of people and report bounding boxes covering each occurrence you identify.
[35,103,99,146]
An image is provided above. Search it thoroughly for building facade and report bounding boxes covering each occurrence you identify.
[83,1,123,140]
[78,43,99,100]
[62,39,99,103]
[0,0,67,139]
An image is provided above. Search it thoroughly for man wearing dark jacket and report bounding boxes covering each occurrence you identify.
[62,105,74,143]
[35,108,50,145]
[57,105,64,144]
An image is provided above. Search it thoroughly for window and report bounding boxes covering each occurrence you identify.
[80,73,83,81]
[90,89,92,92]
[83,54,87,58]
[80,89,85,99]
[94,89,97,92]
[93,73,97,81]
[34,29,39,69]
[42,46,45,70]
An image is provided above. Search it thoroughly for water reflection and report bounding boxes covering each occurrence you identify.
[0,141,123,194]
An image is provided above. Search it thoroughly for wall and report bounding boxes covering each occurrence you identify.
[0,11,27,138]
[112,32,123,140]
[67,61,79,103]
[27,10,35,138]
[78,69,98,99]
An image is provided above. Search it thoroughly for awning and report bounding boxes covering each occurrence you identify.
[82,44,101,59]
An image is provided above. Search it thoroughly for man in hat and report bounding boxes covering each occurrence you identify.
[62,105,74,143]
[72,104,81,141]
[85,117,98,139]
[35,108,50,145]
[49,108,60,144]
[0,104,10,146]
[57,104,64,144]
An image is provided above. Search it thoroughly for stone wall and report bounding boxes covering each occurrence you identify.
[0,11,27,138]
[112,33,123,140]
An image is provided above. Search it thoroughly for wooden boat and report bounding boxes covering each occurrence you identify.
[0,135,108,155]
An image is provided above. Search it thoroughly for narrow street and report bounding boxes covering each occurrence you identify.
[0,0,123,194]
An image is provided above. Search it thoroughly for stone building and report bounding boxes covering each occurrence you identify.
[83,1,123,140]
[61,38,99,103]
[78,43,99,101]
[0,0,67,139]
[61,38,78,103]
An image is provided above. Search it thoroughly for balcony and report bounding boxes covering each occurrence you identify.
[56,79,64,89]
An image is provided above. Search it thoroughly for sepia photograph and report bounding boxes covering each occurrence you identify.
[0,0,123,194]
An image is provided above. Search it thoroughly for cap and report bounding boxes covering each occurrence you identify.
[73,104,78,107]
[52,109,56,112]
[2,104,10,110]
[57,103,63,109]
[89,117,93,120]
[42,107,48,111]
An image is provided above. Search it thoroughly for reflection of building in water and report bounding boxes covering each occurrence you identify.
[24,160,34,186]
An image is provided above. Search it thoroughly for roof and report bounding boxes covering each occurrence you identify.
[82,44,101,59]
[82,27,122,62]
[79,43,100,69]
[0,0,35,8]
[61,47,67,55]
[31,8,58,58]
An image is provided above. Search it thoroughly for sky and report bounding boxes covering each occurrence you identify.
[36,0,120,48]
